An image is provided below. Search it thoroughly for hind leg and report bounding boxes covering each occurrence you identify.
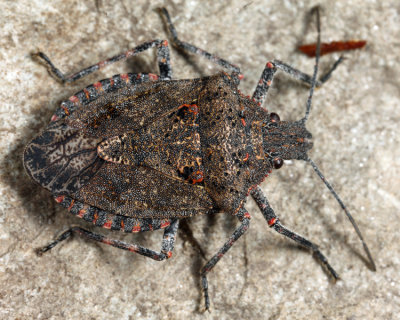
[37,219,180,261]
[200,208,251,311]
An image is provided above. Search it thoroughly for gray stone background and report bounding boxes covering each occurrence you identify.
[1,0,399,319]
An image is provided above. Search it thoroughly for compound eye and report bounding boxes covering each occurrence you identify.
[273,157,284,169]
[270,112,280,123]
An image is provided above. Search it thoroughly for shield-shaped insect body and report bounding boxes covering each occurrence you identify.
[24,7,375,311]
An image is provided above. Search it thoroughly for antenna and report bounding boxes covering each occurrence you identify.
[302,6,321,124]
[304,6,376,270]
[307,158,376,271]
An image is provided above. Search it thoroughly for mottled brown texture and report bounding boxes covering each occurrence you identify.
[74,163,214,219]
[26,70,310,222]
[1,1,399,319]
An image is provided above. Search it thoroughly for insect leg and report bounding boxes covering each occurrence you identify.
[159,8,241,79]
[253,7,343,106]
[33,39,173,82]
[251,186,339,279]
[37,219,180,261]
[252,57,344,106]
[200,208,250,311]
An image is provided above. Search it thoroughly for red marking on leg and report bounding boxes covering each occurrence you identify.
[83,88,90,100]
[132,224,141,232]
[97,61,107,68]
[136,74,142,79]
[162,40,168,47]
[93,212,99,224]
[54,195,65,203]
[241,118,246,126]
[268,217,277,227]
[167,251,173,259]
[102,238,112,245]
[243,153,249,162]
[128,246,138,253]
[77,209,86,218]
[61,105,70,116]
[67,200,75,211]
[148,224,153,231]
[121,220,125,229]
[120,73,130,83]
[148,73,159,81]
[266,62,274,69]
[238,74,244,80]
[93,82,103,92]
[244,212,251,219]
[103,220,112,229]
[267,80,272,86]
[125,49,135,58]
[217,253,224,258]
[223,72,231,80]
[51,114,59,122]
[69,95,79,104]
[109,78,115,87]
[161,221,170,229]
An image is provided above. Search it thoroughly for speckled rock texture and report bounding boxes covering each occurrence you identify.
[1,1,399,319]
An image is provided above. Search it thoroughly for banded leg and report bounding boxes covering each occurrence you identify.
[252,57,344,105]
[251,186,339,279]
[34,39,173,82]
[200,208,251,311]
[252,6,343,106]
[159,8,242,81]
[37,219,180,261]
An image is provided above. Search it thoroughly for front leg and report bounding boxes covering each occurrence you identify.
[252,57,344,106]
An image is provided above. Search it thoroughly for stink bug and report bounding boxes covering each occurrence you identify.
[23,7,375,311]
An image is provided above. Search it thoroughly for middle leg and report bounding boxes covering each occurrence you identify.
[159,8,242,80]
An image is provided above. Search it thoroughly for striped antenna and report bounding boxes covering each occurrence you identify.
[304,7,376,270]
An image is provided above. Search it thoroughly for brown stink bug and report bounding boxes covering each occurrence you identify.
[23,7,375,310]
